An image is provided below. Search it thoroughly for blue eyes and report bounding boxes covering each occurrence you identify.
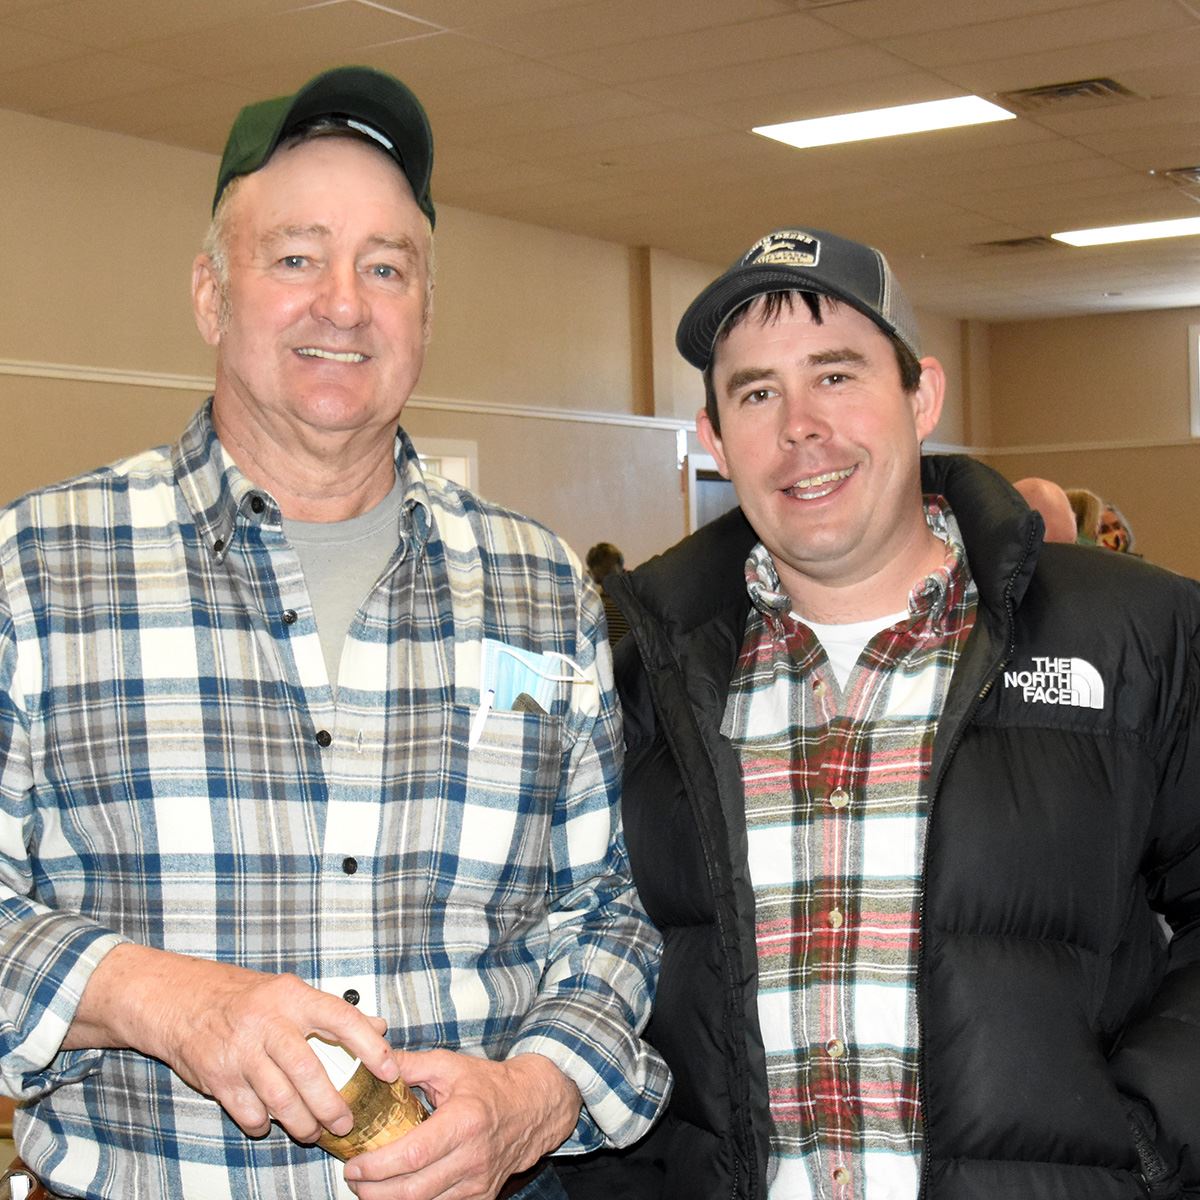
[276,257,402,280]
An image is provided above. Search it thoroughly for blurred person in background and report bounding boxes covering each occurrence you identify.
[1014,477,1076,543]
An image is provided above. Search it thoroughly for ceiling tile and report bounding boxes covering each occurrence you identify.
[939,27,1200,94]
[548,11,851,85]
[420,62,601,117]
[816,0,1112,40]
[879,0,1193,70]
[121,1,432,77]
[474,109,722,162]
[624,43,914,109]
[1,0,298,49]
[41,77,256,139]
[0,50,181,113]
[0,22,85,71]
[434,87,656,144]
[456,0,788,58]
[0,0,68,12]
[1033,95,1200,137]
[362,0,592,24]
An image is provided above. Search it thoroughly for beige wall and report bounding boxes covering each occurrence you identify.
[984,308,1200,577]
[988,308,1199,447]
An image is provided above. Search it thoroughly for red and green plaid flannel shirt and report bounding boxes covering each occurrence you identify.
[724,498,977,1200]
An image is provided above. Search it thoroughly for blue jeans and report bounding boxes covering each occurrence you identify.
[512,1164,569,1200]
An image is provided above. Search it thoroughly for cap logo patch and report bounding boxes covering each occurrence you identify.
[742,230,820,268]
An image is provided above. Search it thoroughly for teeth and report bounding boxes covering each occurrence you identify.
[296,348,367,363]
[791,466,854,490]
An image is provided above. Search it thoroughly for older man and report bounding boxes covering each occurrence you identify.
[1014,476,1077,544]
[0,67,667,1200]
[583,227,1200,1198]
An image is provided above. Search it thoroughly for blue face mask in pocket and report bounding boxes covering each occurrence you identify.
[469,639,594,747]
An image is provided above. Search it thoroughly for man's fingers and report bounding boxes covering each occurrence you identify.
[312,1016,401,1085]
[219,1077,273,1139]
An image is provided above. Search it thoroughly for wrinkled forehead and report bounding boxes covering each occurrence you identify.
[228,135,431,242]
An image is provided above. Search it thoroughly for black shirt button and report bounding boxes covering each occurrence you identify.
[282,609,298,625]
[342,856,358,875]
[343,989,360,1006]
[316,729,332,748]
[250,495,265,514]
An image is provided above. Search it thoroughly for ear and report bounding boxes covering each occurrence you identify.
[696,406,731,479]
[910,357,945,442]
[192,254,223,347]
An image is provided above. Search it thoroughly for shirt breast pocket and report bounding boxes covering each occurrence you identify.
[433,704,565,907]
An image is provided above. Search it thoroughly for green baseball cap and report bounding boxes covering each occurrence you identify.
[213,65,435,226]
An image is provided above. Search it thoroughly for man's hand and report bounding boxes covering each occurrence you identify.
[65,943,400,1145]
[343,1051,582,1200]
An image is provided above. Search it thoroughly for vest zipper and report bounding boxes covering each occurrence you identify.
[914,521,1037,1198]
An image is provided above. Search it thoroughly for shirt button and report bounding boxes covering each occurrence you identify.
[827,909,844,929]
[826,1038,846,1059]
[282,609,297,625]
[342,856,358,875]
[343,989,360,1006]
[832,1166,851,1186]
[316,729,332,748]
[829,787,849,809]
[250,495,265,514]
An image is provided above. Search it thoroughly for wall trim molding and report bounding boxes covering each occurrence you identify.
[2,357,1196,455]
[0,357,690,433]
[980,435,1200,456]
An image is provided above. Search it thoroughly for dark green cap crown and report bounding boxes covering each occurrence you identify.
[213,65,435,226]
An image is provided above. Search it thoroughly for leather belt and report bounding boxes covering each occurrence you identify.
[1,1158,55,1200]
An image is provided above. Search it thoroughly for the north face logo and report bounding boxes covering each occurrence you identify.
[1003,656,1104,709]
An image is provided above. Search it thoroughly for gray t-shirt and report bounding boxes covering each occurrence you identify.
[283,475,404,691]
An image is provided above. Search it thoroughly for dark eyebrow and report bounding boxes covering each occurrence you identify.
[724,366,781,393]
[808,347,869,369]
[722,348,870,394]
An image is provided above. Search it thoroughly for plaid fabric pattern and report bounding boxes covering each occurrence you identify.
[0,401,668,1199]
[725,500,976,1200]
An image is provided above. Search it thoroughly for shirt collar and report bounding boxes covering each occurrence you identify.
[173,398,433,563]
[743,494,972,628]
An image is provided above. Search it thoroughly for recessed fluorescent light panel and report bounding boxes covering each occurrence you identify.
[753,96,1015,150]
[1051,217,1200,247]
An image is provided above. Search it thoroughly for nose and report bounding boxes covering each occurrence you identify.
[778,390,832,447]
[311,261,369,329]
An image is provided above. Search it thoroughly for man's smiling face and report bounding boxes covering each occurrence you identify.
[698,295,944,614]
[196,134,431,451]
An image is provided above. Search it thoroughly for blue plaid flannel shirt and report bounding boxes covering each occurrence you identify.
[0,401,669,1198]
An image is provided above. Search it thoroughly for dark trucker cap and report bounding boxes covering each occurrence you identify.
[676,227,920,370]
[212,65,435,226]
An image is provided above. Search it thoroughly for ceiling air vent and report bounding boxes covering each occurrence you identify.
[996,77,1139,114]
[970,236,1059,255]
